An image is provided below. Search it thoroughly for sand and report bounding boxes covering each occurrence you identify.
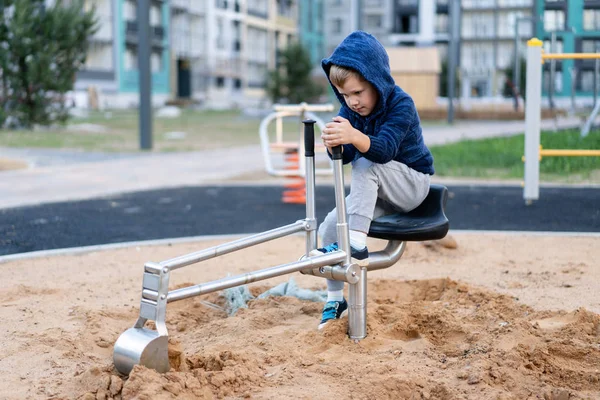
[1,232,599,400]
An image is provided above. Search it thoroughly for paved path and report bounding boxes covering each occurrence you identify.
[1,184,598,256]
[0,117,587,210]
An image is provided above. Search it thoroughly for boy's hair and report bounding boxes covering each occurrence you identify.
[328,64,364,87]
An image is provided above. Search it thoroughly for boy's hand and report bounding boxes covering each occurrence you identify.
[322,116,370,153]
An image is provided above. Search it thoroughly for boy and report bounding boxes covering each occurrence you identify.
[315,31,434,329]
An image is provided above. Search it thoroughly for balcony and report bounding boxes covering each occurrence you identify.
[124,21,166,46]
[153,26,165,43]
[248,8,268,19]
[214,56,243,78]
[171,0,188,11]
[125,20,137,43]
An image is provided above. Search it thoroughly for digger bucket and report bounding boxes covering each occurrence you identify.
[113,326,169,375]
[113,262,172,375]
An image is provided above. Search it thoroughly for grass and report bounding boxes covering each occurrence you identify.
[1,109,599,182]
[430,127,600,182]
[0,109,270,152]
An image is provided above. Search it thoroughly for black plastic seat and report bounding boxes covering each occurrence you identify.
[368,184,449,241]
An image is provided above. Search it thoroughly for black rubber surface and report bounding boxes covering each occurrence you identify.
[1,185,598,256]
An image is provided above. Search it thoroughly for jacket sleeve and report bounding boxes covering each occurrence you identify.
[325,106,357,165]
[363,96,415,164]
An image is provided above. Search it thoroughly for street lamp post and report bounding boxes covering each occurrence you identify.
[138,0,152,150]
[447,0,461,124]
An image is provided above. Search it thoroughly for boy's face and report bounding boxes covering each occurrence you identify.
[334,75,378,117]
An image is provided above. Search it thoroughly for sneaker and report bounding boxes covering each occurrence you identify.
[310,242,369,267]
[318,299,348,330]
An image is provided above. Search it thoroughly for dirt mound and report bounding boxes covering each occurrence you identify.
[2,233,598,399]
[72,279,600,400]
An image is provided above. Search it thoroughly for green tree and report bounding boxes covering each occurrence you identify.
[439,59,460,98]
[1,0,97,128]
[267,42,323,104]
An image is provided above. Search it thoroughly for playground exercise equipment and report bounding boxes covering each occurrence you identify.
[259,103,334,203]
[113,120,450,375]
[523,38,600,204]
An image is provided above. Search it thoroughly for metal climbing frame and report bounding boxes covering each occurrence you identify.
[259,102,334,178]
[113,119,450,376]
[523,38,600,204]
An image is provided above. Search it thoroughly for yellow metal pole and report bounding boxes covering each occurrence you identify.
[539,149,600,157]
[542,53,600,60]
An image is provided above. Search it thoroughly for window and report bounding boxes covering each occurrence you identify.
[395,13,418,33]
[151,51,162,73]
[584,9,600,31]
[582,39,600,54]
[247,61,267,87]
[215,77,225,87]
[544,10,565,31]
[435,13,448,34]
[150,4,161,25]
[216,0,228,10]
[234,78,242,89]
[543,70,563,94]
[333,18,342,34]
[543,38,564,54]
[497,0,533,6]
[580,71,596,92]
[247,27,268,63]
[216,18,225,49]
[125,46,137,70]
[366,15,382,29]
[85,43,113,71]
[247,0,268,18]
[124,0,136,20]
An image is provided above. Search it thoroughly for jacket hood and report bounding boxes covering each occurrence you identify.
[322,31,396,118]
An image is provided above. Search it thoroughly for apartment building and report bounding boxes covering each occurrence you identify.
[461,0,535,98]
[73,0,298,109]
[535,0,600,101]
[74,0,170,108]
[322,0,542,99]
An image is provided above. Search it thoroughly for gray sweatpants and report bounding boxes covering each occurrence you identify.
[319,157,431,291]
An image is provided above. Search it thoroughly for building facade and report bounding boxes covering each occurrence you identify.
[461,0,534,98]
[535,0,600,101]
[75,0,171,108]
[74,0,298,109]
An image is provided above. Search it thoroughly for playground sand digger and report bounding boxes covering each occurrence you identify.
[1,232,599,399]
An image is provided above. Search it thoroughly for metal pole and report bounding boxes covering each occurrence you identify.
[549,32,556,110]
[447,0,460,124]
[594,54,599,108]
[524,38,543,204]
[167,252,347,302]
[514,17,534,112]
[138,0,152,150]
[348,266,367,339]
[570,67,576,116]
[330,146,350,266]
[303,120,317,254]
[513,18,520,111]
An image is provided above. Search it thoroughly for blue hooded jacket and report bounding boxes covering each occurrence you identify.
[321,31,434,175]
